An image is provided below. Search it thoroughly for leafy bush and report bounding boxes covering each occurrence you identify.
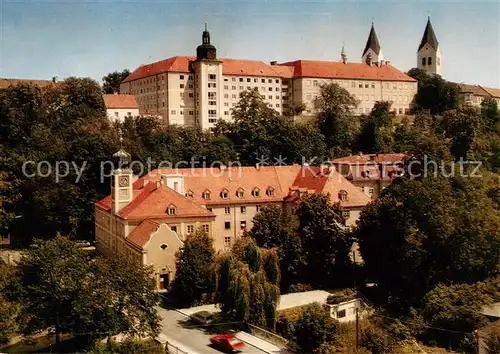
[293,303,339,353]
[287,283,313,293]
[485,332,500,354]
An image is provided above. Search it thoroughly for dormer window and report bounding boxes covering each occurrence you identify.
[185,190,194,198]
[236,188,244,199]
[265,186,275,197]
[251,188,261,198]
[339,190,348,202]
[167,204,177,215]
[202,190,211,200]
[220,188,229,199]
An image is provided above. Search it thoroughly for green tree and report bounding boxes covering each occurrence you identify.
[407,68,459,114]
[250,205,304,289]
[0,261,18,344]
[10,236,160,348]
[296,193,352,288]
[173,228,217,307]
[355,175,500,310]
[356,101,395,153]
[481,97,500,132]
[102,70,131,94]
[293,302,339,352]
[314,82,359,156]
[215,238,280,329]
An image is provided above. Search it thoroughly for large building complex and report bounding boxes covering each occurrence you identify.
[119,20,447,129]
[95,150,371,290]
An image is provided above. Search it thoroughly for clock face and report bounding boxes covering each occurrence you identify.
[118,176,129,187]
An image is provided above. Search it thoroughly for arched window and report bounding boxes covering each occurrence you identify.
[338,190,348,202]
[421,57,426,66]
[220,188,229,199]
[251,188,261,197]
[437,57,441,66]
[236,188,244,199]
[265,186,275,197]
[202,190,211,200]
[185,190,194,198]
[428,57,432,65]
[166,204,177,215]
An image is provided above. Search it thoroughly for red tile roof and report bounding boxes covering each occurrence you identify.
[126,219,160,248]
[331,153,406,165]
[280,60,416,82]
[123,56,413,83]
[482,86,500,99]
[103,94,138,109]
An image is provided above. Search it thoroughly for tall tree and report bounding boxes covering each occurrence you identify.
[172,228,217,307]
[407,68,459,114]
[250,205,305,289]
[9,236,160,348]
[355,175,500,310]
[102,70,131,94]
[480,97,500,132]
[296,193,352,288]
[356,101,395,153]
[314,82,359,156]
[0,261,18,344]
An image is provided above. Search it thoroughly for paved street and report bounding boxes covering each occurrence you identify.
[155,307,269,354]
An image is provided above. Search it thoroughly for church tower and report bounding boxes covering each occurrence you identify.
[362,22,384,64]
[341,43,348,64]
[417,17,442,75]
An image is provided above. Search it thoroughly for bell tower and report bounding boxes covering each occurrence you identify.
[111,131,133,214]
[417,16,442,75]
[362,22,384,64]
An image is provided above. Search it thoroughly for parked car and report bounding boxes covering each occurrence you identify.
[190,311,215,326]
[210,334,245,353]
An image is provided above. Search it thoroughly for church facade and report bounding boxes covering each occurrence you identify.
[119,19,441,128]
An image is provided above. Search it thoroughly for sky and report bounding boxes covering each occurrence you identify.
[0,0,499,87]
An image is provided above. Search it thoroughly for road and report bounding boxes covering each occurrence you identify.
[156,307,268,354]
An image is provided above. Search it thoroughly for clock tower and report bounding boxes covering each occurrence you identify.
[111,146,133,214]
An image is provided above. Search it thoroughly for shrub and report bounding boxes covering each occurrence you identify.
[287,283,313,293]
[327,288,357,304]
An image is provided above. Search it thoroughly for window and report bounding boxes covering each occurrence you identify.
[224,111,229,115]
[275,95,280,99]
[171,110,176,115]
[180,75,184,80]
[342,210,350,220]
[239,86,244,90]
[224,86,229,90]
[247,86,251,90]
[170,226,177,233]
[268,87,272,92]
[225,222,231,230]
[179,92,183,97]
[371,83,375,88]
[180,84,184,88]
[207,207,213,212]
[224,102,229,107]
[189,110,194,115]
[337,309,346,318]
[275,87,280,91]
[202,190,211,199]
[208,83,216,88]
[208,92,216,98]
[232,85,236,90]
[224,236,231,247]
[359,83,363,88]
[276,104,280,108]
[239,78,243,82]
[208,101,216,106]
[251,188,260,197]
[256,205,262,212]
[186,190,194,198]
[188,75,193,80]
[224,207,231,214]
[240,221,247,230]
[127,112,132,116]
[364,83,369,88]
[187,225,194,234]
[167,205,176,215]
[232,77,236,82]
[240,206,246,213]
[268,79,272,83]
[208,118,217,123]
[220,190,229,199]
[368,187,375,196]
[208,74,216,80]
[189,93,194,98]
[339,190,348,201]
[160,244,168,250]
[261,79,265,83]
[208,110,217,117]
[232,94,236,99]
[203,224,209,233]
[313,80,318,87]
[437,57,441,66]
[265,187,275,197]
[114,112,119,117]
[188,84,193,89]
[268,95,272,99]
[428,57,432,65]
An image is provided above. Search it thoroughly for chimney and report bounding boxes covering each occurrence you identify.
[162,174,184,194]
[270,61,277,65]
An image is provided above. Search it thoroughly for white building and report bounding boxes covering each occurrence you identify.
[103,94,139,123]
[417,17,442,76]
[328,298,369,323]
[120,22,421,128]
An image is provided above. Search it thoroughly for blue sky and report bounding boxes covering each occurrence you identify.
[1,0,499,87]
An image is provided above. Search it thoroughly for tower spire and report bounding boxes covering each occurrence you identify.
[362,22,384,64]
[418,16,439,51]
[417,16,442,75]
[205,22,208,31]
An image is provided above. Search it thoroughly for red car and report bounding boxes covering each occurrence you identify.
[210,334,246,352]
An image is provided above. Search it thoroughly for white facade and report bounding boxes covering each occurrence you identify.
[328,298,367,323]
[106,108,139,123]
[418,44,442,76]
